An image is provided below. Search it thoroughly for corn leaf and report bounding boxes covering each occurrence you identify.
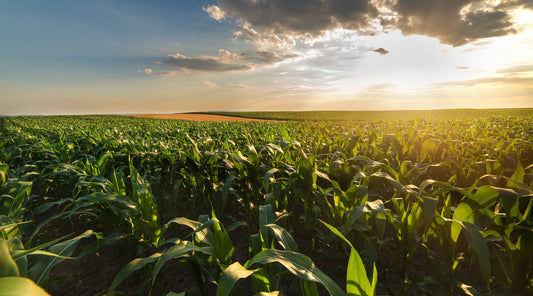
[246,249,346,296]
[451,202,474,243]
[0,277,50,296]
[321,220,374,296]
[263,224,299,252]
[217,262,259,296]
[151,241,213,289]
[29,230,99,287]
[0,239,19,277]
[108,252,162,294]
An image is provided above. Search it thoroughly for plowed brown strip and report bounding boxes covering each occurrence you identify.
[129,113,268,122]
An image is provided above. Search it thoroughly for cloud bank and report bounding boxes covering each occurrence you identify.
[210,0,532,46]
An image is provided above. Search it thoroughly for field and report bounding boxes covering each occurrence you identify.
[1,112,532,296]
[129,114,269,122]
[200,109,533,121]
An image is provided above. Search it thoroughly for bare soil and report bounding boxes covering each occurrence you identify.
[129,113,269,122]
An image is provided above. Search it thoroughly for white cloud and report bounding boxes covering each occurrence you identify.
[234,24,296,50]
[203,5,226,21]
[203,80,217,87]
[139,68,180,76]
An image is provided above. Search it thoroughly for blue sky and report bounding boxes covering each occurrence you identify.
[1,0,532,115]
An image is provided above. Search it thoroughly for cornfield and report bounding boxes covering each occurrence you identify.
[0,114,531,295]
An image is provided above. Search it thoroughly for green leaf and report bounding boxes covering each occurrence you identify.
[471,186,499,209]
[221,175,236,209]
[259,205,277,249]
[422,196,438,222]
[507,161,524,190]
[246,250,346,296]
[346,248,374,296]
[451,202,474,243]
[217,262,259,296]
[151,241,212,289]
[263,168,279,191]
[251,269,271,293]
[29,230,98,287]
[0,239,19,277]
[0,221,32,232]
[11,234,72,260]
[459,221,491,289]
[163,217,207,241]
[321,220,373,296]
[263,224,299,252]
[365,200,386,239]
[210,210,234,266]
[108,252,162,294]
[0,277,50,296]
[370,263,377,295]
[78,233,125,258]
[320,220,353,249]
[300,279,319,296]
[259,205,276,227]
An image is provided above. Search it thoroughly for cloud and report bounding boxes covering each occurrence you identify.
[455,66,469,70]
[233,24,296,49]
[497,64,533,73]
[213,1,379,36]
[203,80,217,87]
[209,0,532,46]
[242,50,299,65]
[390,0,523,46]
[498,0,533,11]
[365,82,396,90]
[165,51,250,72]
[203,5,226,21]
[139,68,180,76]
[435,76,533,87]
[162,48,298,73]
[374,47,389,55]
[234,84,249,88]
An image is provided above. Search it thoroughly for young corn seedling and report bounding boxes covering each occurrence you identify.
[107,209,234,296]
[217,204,346,296]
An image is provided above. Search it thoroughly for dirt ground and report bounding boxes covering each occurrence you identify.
[129,113,268,122]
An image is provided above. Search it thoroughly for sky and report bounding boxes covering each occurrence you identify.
[1,0,532,115]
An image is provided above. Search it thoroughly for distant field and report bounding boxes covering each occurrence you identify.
[197,108,533,121]
[129,113,268,122]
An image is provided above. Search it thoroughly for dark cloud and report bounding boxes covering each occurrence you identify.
[211,0,532,46]
[217,0,379,36]
[163,49,298,73]
[165,52,250,72]
[393,0,517,46]
[374,48,389,55]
